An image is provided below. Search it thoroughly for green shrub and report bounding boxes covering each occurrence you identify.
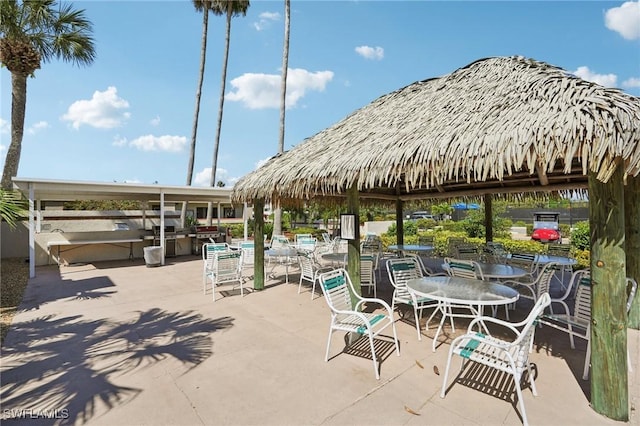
[559,223,571,238]
[514,220,527,227]
[571,221,590,250]
[386,221,418,236]
[574,249,590,269]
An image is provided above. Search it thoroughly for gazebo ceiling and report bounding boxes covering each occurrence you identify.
[232,56,640,206]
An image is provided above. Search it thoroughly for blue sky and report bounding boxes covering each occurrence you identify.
[1,0,639,188]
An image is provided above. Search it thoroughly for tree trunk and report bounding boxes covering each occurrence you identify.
[2,72,27,189]
[253,198,265,291]
[207,10,233,224]
[272,0,291,238]
[625,174,640,329]
[589,167,628,421]
[181,10,209,227]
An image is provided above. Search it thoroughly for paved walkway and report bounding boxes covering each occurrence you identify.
[1,255,637,425]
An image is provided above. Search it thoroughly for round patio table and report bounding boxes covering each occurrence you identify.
[266,248,299,283]
[407,275,519,352]
[387,244,434,253]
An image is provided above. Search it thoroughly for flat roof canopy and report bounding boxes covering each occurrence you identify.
[12,177,233,204]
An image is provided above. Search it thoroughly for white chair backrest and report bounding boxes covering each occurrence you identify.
[507,253,537,274]
[214,251,242,275]
[627,277,638,314]
[297,236,317,252]
[534,262,560,296]
[455,244,479,260]
[271,235,290,249]
[548,244,572,257]
[387,257,423,300]
[298,254,315,281]
[361,255,376,284]
[573,272,591,323]
[319,268,353,312]
[444,257,484,280]
[240,242,255,266]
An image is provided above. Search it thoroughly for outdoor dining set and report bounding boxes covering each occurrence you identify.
[200,233,637,426]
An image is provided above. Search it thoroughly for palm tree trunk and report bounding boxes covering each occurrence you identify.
[1,72,27,189]
[181,10,209,227]
[207,9,233,225]
[272,0,290,236]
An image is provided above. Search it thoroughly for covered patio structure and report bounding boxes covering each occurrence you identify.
[232,56,640,420]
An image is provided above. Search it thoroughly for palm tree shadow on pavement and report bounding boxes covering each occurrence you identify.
[0,309,234,425]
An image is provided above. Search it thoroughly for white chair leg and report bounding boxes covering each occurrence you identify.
[325,325,334,362]
[513,377,529,426]
[414,307,422,341]
[367,333,380,380]
[582,338,591,380]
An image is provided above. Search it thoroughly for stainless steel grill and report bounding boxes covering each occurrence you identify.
[153,226,176,257]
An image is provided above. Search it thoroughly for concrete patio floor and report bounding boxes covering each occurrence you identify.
[1,255,638,425]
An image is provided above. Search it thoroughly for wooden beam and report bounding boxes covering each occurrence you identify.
[625,174,640,329]
[253,198,265,291]
[397,182,589,201]
[589,167,628,421]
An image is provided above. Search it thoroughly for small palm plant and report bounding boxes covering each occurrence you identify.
[0,189,27,229]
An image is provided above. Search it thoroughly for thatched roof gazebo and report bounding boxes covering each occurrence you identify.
[232,56,640,421]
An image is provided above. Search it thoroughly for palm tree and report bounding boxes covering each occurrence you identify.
[272,0,290,237]
[181,0,214,227]
[0,0,95,189]
[206,0,250,225]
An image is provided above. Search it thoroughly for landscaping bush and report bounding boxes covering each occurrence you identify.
[571,221,590,250]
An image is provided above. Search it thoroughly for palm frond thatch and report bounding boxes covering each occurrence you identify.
[232,56,640,205]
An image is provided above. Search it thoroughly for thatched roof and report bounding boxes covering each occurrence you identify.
[232,56,640,206]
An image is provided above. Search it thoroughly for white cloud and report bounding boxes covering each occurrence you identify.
[150,115,161,126]
[62,86,130,129]
[622,77,640,88]
[605,1,640,40]
[129,134,186,152]
[355,45,384,60]
[253,11,280,31]
[572,66,618,87]
[112,135,128,147]
[27,121,49,135]
[194,167,234,187]
[226,68,334,109]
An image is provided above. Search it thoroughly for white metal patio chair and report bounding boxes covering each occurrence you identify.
[318,268,400,380]
[204,251,244,301]
[297,252,334,299]
[506,252,538,282]
[360,254,377,298]
[539,272,637,380]
[239,241,255,281]
[386,257,438,341]
[202,242,232,294]
[501,261,558,305]
[441,292,551,426]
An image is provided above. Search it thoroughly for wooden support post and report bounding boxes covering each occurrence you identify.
[395,198,404,246]
[625,174,640,329]
[484,194,493,242]
[589,168,628,421]
[253,198,265,291]
[346,184,361,307]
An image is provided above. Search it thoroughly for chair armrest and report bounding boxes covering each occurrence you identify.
[467,315,521,337]
[354,298,394,316]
